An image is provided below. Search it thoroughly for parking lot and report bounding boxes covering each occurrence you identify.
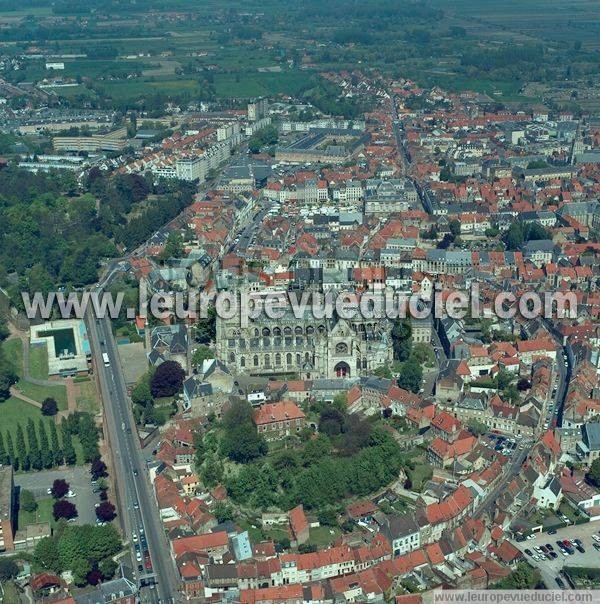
[511,522,600,588]
[15,466,100,526]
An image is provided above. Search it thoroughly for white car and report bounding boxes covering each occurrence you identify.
[592,535,600,543]
[66,490,76,498]
[133,533,138,543]
[526,534,535,540]
[532,555,540,561]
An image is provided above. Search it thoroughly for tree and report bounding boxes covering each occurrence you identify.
[95,501,116,522]
[448,219,461,238]
[131,373,153,407]
[392,319,412,362]
[61,419,76,465]
[16,424,29,472]
[467,419,488,436]
[192,345,215,368]
[318,406,346,436]
[194,306,216,344]
[161,231,185,261]
[0,558,18,581]
[503,222,524,251]
[0,432,6,465]
[49,421,63,467]
[494,561,541,589]
[213,501,234,523]
[72,558,92,587]
[53,499,77,521]
[51,478,70,499]
[5,432,16,470]
[87,569,102,586]
[221,422,267,464]
[99,557,118,580]
[26,418,41,470]
[150,360,185,398]
[0,355,17,402]
[20,489,37,513]
[397,358,423,393]
[38,419,53,469]
[90,459,108,480]
[41,397,59,416]
[589,458,600,487]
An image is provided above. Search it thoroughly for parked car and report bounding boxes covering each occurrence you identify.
[556,577,565,589]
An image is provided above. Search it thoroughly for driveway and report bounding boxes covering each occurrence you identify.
[15,466,100,526]
[511,522,600,588]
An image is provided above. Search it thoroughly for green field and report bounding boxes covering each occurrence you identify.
[0,397,56,439]
[308,525,341,547]
[215,71,312,98]
[29,345,49,381]
[2,339,68,410]
[75,379,99,415]
[16,380,68,410]
[18,496,53,528]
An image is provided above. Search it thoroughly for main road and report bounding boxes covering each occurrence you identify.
[86,306,180,603]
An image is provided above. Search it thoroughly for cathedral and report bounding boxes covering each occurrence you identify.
[215,306,393,380]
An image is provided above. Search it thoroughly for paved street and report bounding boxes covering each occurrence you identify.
[511,522,600,588]
[87,310,180,603]
[15,466,99,526]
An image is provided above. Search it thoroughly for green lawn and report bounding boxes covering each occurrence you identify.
[75,380,100,414]
[214,70,311,98]
[2,338,68,410]
[18,496,53,529]
[3,339,23,378]
[0,397,56,438]
[407,462,433,492]
[15,380,68,411]
[309,525,341,547]
[0,581,20,603]
[29,345,49,381]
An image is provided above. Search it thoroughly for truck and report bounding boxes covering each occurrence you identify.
[102,352,110,367]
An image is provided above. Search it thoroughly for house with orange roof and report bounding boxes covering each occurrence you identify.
[171,531,229,561]
[288,505,309,546]
[254,401,306,440]
[430,411,463,443]
[427,433,477,468]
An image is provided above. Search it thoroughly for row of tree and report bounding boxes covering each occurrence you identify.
[0,411,99,472]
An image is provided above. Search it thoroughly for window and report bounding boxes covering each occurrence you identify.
[253,355,259,367]
[336,342,349,354]
[241,356,246,367]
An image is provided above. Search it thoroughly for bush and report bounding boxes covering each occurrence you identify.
[51,479,69,499]
[150,360,185,398]
[41,397,58,416]
[53,500,77,521]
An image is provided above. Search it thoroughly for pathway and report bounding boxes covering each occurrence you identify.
[7,331,78,412]
[8,386,42,409]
